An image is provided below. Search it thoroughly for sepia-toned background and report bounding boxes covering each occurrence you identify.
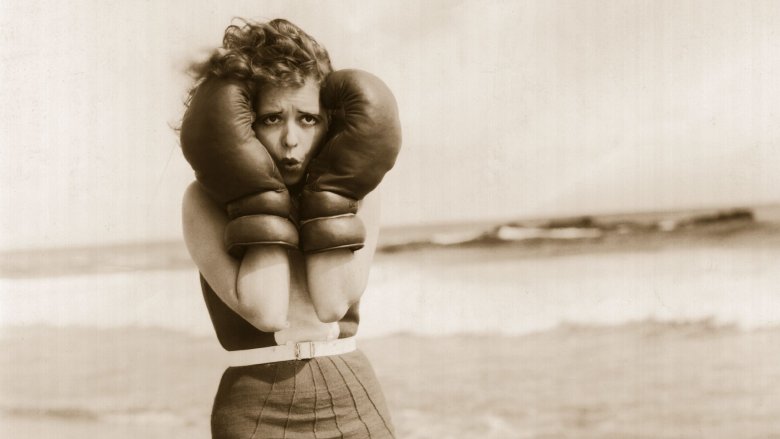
[1,1,779,437]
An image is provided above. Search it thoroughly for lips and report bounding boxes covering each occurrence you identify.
[279,158,303,171]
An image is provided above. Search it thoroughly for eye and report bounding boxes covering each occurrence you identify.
[261,114,282,125]
[300,115,320,126]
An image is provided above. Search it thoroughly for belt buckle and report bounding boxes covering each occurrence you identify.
[294,341,316,360]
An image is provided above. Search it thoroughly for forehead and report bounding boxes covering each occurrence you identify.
[255,78,321,112]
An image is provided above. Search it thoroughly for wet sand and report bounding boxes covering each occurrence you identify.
[2,322,778,438]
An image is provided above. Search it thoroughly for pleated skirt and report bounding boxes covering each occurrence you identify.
[211,349,395,439]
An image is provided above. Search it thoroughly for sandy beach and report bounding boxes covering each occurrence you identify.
[1,323,778,438]
[1,214,779,437]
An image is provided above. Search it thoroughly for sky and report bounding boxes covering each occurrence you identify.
[1,0,779,250]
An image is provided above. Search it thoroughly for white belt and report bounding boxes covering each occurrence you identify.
[226,337,357,367]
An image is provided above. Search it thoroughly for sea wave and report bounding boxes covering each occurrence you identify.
[379,207,763,252]
[1,206,779,340]
[2,236,779,339]
[1,206,777,278]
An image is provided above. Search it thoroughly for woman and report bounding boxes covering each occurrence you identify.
[180,19,400,438]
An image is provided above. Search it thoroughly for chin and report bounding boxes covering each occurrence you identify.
[282,174,304,187]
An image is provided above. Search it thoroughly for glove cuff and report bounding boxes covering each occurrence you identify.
[226,190,291,220]
[299,190,359,221]
[300,215,366,254]
[225,215,299,257]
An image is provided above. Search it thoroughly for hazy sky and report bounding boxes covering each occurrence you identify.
[1,0,779,250]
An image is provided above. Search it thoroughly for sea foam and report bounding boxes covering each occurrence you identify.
[1,242,778,338]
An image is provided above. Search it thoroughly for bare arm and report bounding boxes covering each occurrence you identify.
[305,189,381,322]
[235,247,290,332]
[181,181,290,331]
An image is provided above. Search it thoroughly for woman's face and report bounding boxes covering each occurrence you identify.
[253,77,328,186]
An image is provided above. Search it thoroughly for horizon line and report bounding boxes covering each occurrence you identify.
[2,202,778,255]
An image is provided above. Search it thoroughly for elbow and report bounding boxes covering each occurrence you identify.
[235,302,290,333]
[309,274,366,323]
[313,299,352,323]
[234,282,290,333]
[210,285,288,332]
[305,249,369,323]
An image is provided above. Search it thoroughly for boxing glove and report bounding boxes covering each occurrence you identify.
[180,78,298,257]
[299,70,402,253]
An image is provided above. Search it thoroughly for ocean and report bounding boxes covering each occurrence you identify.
[1,206,779,438]
[2,205,779,336]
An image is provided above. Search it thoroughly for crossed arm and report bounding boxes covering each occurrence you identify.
[181,182,380,330]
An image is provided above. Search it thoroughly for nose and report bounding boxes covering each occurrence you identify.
[282,122,299,149]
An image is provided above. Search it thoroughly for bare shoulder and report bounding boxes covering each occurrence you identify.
[181,180,228,260]
[182,181,226,226]
[354,189,381,257]
[182,181,213,212]
[181,181,238,299]
[357,189,381,228]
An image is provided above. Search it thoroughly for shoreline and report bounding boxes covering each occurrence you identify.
[2,321,779,438]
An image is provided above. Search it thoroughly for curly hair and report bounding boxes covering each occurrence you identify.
[187,18,332,100]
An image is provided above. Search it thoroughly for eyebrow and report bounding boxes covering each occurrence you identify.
[298,109,322,116]
[257,108,322,117]
[297,109,322,117]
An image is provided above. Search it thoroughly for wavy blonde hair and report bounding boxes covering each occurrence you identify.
[187,18,332,102]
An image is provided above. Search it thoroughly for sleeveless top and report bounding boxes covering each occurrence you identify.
[200,274,361,351]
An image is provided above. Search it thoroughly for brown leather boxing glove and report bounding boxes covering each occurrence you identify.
[180,78,298,257]
[299,70,402,253]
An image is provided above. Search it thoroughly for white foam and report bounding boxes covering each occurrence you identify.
[2,245,779,337]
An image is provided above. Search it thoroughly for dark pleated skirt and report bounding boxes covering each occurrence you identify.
[211,349,395,439]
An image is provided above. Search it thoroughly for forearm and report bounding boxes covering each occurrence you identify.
[304,191,380,322]
[305,249,368,321]
[235,246,291,331]
[183,182,291,331]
